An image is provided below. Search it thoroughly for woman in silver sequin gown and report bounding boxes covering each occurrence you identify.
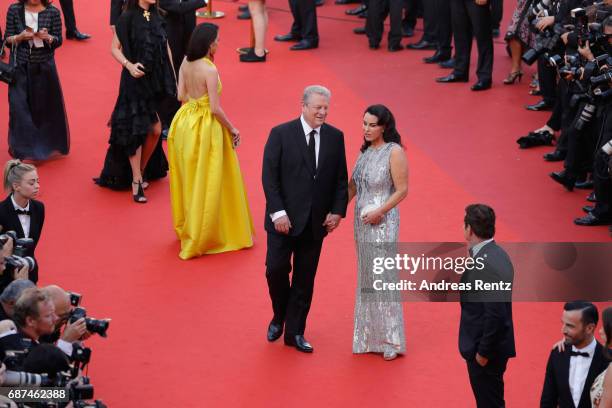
[349,105,409,361]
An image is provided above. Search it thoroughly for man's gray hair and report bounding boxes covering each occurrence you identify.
[0,280,36,303]
[302,85,331,105]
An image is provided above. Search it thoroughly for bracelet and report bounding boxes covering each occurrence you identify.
[122,59,129,68]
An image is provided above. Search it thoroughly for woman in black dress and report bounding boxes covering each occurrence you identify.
[4,0,70,161]
[96,0,176,203]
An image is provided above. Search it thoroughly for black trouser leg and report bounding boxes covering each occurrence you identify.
[466,0,493,83]
[593,150,612,217]
[266,233,293,324]
[490,0,503,31]
[422,0,438,43]
[403,0,417,30]
[59,0,77,33]
[451,0,472,79]
[435,0,453,58]
[366,0,387,47]
[547,80,568,132]
[467,358,508,408]
[538,56,558,105]
[298,0,319,42]
[387,0,403,47]
[288,0,303,38]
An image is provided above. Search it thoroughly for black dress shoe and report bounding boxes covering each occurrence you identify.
[369,41,380,50]
[267,321,283,342]
[543,150,566,162]
[526,100,553,111]
[66,30,91,41]
[240,48,266,62]
[406,39,437,50]
[346,4,367,15]
[550,170,576,191]
[471,80,492,91]
[335,0,361,4]
[574,179,593,189]
[583,205,595,213]
[587,192,597,202]
[284,335,313,353]
[316,0,324,7]
[388,44,403,52]
[290,40,318,50]
[274,33,301,42]
[423,52,450,64]
[402,26,414,38]
[353,26,366,35]
[438,58,455,69]
[574,212,612,226]
[237,10,251,19]
[436,73,468,83]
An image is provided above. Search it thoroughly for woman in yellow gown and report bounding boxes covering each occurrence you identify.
[168,23,254,259]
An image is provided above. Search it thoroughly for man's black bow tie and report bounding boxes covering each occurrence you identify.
[15,209,30,216]
[570,351,590,357]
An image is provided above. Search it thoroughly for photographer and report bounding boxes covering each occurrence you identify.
[12,288,57,346]
[0,279,35,321]
[41,286,88,357]
[0,160,44,285]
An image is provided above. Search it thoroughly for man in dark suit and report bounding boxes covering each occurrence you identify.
[437,0,494,91]
[460,204,516,408]
[274,0,319,50]
[58,0,90,40]
[262,85,348,353]
[541,301,609,408]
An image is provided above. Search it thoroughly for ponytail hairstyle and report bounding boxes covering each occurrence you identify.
[4,160,36,193]
[360,104,403,153]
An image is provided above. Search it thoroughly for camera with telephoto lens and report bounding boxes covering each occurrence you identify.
[68,307,109,338]
[2,349,55,387]
[523,23,565,65]
[0,230,36,276]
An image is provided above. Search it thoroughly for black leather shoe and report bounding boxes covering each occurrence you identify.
[353,26,366,35]
[240,48,266,62]
[587,192,597,202]
[583,205,595,213]
[526,100,553,111]
[438,58,455,69]
[237,10,251,19]
[574,179,593,189]
[336,0,360,4]
[66,30,91,41]
[406,39,437,50]
[267,321,283,342]
[574,212,612,226]
[543,150,566,162]
[550,170,576,191]
[423,51,450,64]
[346,4,367,15]
[284,335,314,353]
[402,26,414,38]
[436,73,468,83]
[290,40,318,50]
[369,41,380,50]
[274,33,301,42]
[471,80,492,91]
[316,0,324,7]
[388,44,403,52]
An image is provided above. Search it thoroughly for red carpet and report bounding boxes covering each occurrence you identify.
[0,1,610,406]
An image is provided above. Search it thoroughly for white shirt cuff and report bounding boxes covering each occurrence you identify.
[270,210,287,222]
[57,339,74,356]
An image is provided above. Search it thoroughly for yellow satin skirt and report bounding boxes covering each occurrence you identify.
[167,98,254,259]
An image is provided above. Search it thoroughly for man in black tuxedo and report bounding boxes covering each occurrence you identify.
[460,204,516,408]
[541,301,609,408]
[274,0,319,50]
[0,196,44,285]
[58,0,90,40]
[262,85,348,353]
[437,0,494,91]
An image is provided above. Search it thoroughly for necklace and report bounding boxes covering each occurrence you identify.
[143,9,151,22]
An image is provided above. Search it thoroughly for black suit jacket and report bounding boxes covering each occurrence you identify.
[459,241,516,361]
[159,0,206,76]
[0,196,45,283]
[262,119,348,240]
[110,0,125,26]
[540,342,609,408]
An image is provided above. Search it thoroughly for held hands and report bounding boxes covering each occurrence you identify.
[323,213,342,233]
[361,208,384,225]
[61,317,88,343]
[127,62,146,78]
[273,215,292,235]
[475,353,489,367]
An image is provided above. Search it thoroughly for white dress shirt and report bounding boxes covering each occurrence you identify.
[270,116,321,222]
[11,195,31,238]
[569,337,597,407]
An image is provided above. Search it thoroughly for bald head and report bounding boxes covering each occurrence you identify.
[43,285,71,322]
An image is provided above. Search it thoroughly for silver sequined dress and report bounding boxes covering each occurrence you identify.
[352,142,406,354]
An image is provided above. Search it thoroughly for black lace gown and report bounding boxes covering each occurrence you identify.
[95,5,176,189]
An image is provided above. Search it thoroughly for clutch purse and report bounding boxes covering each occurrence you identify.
[0,40,17,85]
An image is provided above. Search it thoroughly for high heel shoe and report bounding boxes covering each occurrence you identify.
[132,181,147,203]
[503,71,523,85]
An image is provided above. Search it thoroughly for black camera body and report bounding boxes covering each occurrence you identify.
[523,24,565,65]
[69,307,109,338]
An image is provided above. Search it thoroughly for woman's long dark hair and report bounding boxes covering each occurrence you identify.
[125,0,158,10]
[185,23,219,62]
[360,104,403,152]
[603,307,612,360]
[19,0,51,7]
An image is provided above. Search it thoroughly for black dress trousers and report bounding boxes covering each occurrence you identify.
[366,0,403,47]
[434,0,453,58]
[289,0,319,42]
[490,0,503,31]
[467,357,509,408]
[59,0,77,33]
[451,0,494,83]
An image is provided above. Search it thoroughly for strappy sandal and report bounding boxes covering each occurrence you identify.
[132,181,147,203]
